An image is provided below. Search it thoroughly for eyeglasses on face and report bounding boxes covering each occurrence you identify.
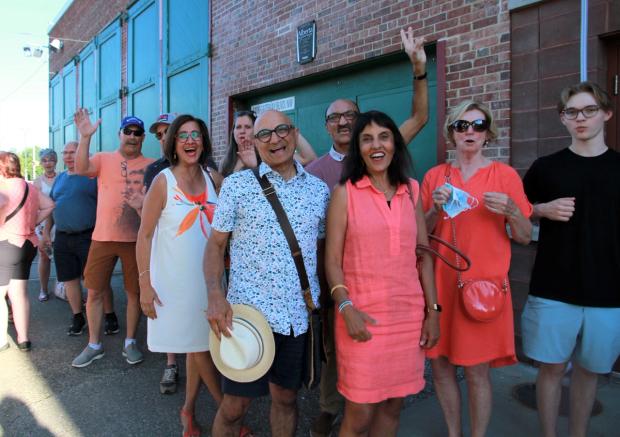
[561,105,600,120]
[325,110,358,124]
[176,130,202,142]
[450,119,489,133]
[122,127,145,137]
[155,129,168,140]
[254,124,294,143]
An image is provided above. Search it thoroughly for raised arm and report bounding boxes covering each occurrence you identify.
[296,132,318,166]
[398,28,429,145]
[73,108,101,176]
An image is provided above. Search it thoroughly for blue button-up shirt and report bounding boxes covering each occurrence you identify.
[212,161,330,336]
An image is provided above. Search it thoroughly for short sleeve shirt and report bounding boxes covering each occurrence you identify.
[50,171,98,233]
[87,151,154,242]
[212,161,330,336]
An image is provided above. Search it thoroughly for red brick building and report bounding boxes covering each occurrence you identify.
[48,0,620,347]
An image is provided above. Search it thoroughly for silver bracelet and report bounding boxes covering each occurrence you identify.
[338,299,353,313]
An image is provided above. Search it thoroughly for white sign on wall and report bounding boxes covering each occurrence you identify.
[251,97,295,115]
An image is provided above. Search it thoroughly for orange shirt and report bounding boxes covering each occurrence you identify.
[86,151,154,242]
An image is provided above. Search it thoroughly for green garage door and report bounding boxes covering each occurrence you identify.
[245,50,438,180]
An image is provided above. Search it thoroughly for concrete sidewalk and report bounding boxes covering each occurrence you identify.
[2,261,619,436]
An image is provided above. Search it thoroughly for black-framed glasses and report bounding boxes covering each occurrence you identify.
[254,124,294,143]
[561,105,599,120]
[177,130,201,142]
[326,110,358,124]
[122,127,145,137]
[450,119,489,133]
[121,160,127,178]
[155,129,168,140]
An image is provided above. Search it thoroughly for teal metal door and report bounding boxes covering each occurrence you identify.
[246,52,438,179]
[97,19,122,152]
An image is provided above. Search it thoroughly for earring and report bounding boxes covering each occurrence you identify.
[173,151,177,160]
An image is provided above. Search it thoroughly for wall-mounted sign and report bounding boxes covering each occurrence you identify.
[251,97,295,115]
[296,21,316,65]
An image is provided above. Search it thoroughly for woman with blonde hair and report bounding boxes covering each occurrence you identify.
[421,100,532,437]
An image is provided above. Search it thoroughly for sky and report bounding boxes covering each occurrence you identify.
[0,0,68,152]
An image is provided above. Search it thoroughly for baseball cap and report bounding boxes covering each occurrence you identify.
[149,113,178,133]
[120,116,145,130]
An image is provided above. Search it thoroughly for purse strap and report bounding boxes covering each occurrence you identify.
[251,168,316,312]
[5,181,29,223]
[444,166,508,291]
[407,180,471,272]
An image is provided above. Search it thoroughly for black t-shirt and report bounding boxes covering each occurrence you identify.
[523,148,620,307]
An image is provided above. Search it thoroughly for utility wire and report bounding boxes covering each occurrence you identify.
[0,59,48,104]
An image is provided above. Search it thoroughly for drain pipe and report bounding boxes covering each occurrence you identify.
[580,0,588,81]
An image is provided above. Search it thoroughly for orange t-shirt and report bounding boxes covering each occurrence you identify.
[86,151,154,242]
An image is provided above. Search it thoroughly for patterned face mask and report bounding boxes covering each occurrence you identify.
[442,183,478,218]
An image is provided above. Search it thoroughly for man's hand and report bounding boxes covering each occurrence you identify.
[74,108,101,138]
[401,27,426,70]
[206,292,233,340]
[237,139,258,169]
[342,306,376,342]
[536,197,575,222]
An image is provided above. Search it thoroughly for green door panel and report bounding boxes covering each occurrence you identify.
[246,53,437,179]
[131,84,160,158]
[99,102,120,152]
[168,61,208,121]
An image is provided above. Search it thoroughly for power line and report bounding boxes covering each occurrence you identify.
[0,60,48,104]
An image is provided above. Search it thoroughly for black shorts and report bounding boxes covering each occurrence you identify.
[222,330,307,398]
[0,240,37,286]
[53,230,93,282]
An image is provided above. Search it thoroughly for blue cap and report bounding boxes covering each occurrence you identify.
[120,116,144,130]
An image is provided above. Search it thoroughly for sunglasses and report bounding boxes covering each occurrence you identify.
[122,127,145,137]
[561,105,599,120]
[177,130,201,142]
[326,110,359,124]
[155,129,168,140]
[450,119,489,133]
[254,124,294,143]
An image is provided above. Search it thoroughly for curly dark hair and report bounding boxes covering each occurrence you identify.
[340,110,412,187]
[163,114,212,167]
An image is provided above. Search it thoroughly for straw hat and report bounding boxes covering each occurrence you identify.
[210,304,275,383]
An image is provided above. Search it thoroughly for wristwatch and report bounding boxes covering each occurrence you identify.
[426,303,442,313]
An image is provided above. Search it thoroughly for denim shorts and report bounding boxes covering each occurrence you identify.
[521,295,620,373]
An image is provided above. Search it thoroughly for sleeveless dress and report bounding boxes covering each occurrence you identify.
[335,176,426,403]
[147,168,217,353]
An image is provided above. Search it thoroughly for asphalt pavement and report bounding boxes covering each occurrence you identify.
[1,259,619,436]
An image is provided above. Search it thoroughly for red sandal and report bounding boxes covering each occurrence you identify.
[239,425,254,437]
[180,408,200,437]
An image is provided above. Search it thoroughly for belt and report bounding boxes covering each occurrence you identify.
[57,228,94,236]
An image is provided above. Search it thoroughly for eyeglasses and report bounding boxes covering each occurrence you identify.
[176,130,201,142]
[122,127,145,137]
[561,105,600,120]
[155,129,168,140]
[450,119,489,133]
[254,124,294,143]
[121,160,127,178]
[326,110,358,124]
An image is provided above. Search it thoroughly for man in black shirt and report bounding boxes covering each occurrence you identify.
[522,82,620,437]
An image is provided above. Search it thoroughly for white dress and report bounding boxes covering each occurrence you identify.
[147,168,217,353]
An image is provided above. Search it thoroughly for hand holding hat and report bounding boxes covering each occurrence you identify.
[207,292,234,340]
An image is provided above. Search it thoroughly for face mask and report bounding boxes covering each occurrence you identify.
[442,183,478,218]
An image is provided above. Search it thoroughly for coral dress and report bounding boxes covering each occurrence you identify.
[421,162,533,367]
[335,176,426,403]
[147,168,217,353]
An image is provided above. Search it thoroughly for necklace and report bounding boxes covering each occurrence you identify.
[370,175,393,195]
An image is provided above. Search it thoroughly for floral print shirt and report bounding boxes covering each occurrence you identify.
[212,161,330,336]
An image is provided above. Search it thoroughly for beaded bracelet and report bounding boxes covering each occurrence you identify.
[138,269,150,278]
[338,299,353,313]
[330,284,349,296]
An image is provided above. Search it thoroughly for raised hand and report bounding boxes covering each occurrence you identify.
[237,138,258,169]
[432,184,452,212]
[401,26,427,68]
[74,108,101,138]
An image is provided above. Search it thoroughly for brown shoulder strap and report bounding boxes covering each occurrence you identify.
[251,168,315,311]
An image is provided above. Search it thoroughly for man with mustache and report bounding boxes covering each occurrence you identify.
[305,27,429,436]
[71,110,154,368]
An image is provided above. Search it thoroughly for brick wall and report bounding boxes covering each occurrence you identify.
[211,0,512,161]
[48,0,131,75]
